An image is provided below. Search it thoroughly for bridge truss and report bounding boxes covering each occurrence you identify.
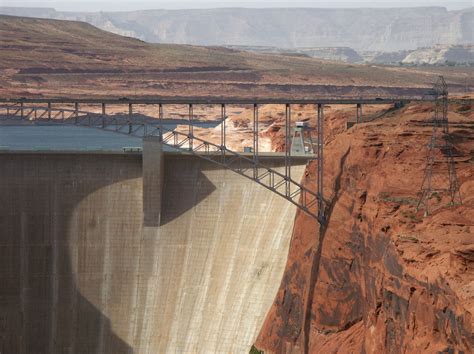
[0,97,414,224]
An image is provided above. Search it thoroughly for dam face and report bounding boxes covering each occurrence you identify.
[0,151,305,353]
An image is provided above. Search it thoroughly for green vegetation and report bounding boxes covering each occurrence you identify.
[457,105,471,113]
[250,345,264,354]
[378,192,418,206]
[430,192,441,203]
[397,234,419,243]
[401,210,421,222]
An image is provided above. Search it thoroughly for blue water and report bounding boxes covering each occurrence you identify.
[0,125,143,151]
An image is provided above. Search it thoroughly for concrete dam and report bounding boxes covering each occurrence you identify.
[0,143,306,353]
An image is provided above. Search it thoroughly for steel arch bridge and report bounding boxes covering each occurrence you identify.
[0,96,417,224]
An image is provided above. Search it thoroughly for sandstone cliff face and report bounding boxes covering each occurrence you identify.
[296,48,363,64]
[255,101,474,353]
[225,46,364,63]
[0,7,472,51]
[402,45,474,65]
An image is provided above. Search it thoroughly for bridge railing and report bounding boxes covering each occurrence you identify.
[0,104,88,122]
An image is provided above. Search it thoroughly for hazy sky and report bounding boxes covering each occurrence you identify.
[0,0,471,11]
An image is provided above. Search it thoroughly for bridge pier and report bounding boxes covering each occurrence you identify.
[253,104,259,179]
[188,104,194,150]
[346,103,363,129]
[143,136,164,226]
[74,102,79,124]
[159,104,164,141]
[317,104,324,222]
[220,104,226,152]
[285,104,291,196]
[356,103,362,123]
[128,103,133,134]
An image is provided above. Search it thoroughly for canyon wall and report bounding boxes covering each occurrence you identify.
[255,102,474,353]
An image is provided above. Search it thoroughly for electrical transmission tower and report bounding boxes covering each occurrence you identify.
[417,76,462,215]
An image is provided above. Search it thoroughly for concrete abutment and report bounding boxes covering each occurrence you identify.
[143,137,163,226]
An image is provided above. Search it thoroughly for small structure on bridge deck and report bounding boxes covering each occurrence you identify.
[291,121,315,155]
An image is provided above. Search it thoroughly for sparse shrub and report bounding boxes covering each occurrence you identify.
[430,192,441,202]
[250,345,264,354]
[401,210,420,222]
[457,104,471,112]
[378,192,417,206]
[397,234,419,243]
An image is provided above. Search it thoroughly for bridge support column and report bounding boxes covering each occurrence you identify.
[74,102,79,124]
[128,103,133,134]
[356,103,362,124]
[253,104,259,179]
[285,104,291,196]
[188,104,194,151]
[101,103,106,128]
[159,104,164,141]
[317,104,324,222]
[143,136,164,226]
[221,104,226,153]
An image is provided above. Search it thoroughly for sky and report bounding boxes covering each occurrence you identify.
[0,0,471,11]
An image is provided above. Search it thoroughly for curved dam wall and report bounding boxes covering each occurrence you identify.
[0,150,305,353]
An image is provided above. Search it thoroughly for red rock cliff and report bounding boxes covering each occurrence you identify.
[255,101,474,353]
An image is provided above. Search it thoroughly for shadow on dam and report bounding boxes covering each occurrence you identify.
[0,152,218,353]
[0,153,136,353]
[159,156,217,226]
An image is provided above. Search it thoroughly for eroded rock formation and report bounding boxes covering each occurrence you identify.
[255,101,474,353]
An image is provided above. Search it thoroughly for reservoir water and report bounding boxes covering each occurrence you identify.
[0,120,220,151]
[0,125,144,151]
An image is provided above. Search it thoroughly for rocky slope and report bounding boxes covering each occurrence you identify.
[402,45,474,65]
[296,48,363,64]
[362,50,412,65]
[254,100,474,353]
[226,46,363,63]
[0,6,472,51]
[2,15,473,99]
[227,45,474,66]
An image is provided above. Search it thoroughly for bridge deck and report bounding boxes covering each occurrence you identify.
[0,93,437,224]
[0,97,427,105]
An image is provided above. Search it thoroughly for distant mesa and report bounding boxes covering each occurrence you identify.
[1,6,472,66]
[0,6,472,52]
[401,45,474,65]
